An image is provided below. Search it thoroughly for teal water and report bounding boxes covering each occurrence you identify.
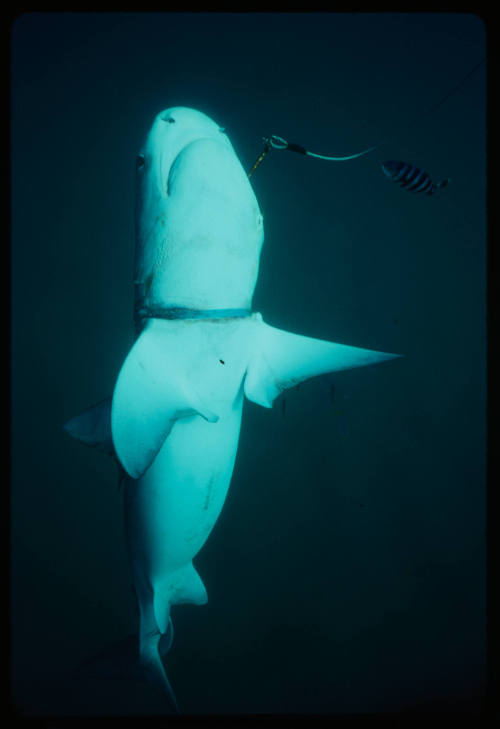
[11,12,487,719]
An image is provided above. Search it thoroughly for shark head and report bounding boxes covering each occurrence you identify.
[134,107,264,312]
[137,107,232,199]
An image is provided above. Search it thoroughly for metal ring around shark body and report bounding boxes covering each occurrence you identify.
[135,306,253,321]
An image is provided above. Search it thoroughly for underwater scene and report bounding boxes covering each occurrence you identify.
[11,12,487,721]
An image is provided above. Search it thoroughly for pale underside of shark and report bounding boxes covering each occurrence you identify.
[64,107,401,712]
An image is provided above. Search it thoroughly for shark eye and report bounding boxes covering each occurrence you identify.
[136,154,145,170]
[163,117,176,124]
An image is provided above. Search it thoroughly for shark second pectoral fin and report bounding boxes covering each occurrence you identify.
[245,321,402,408]
[111,325,219,479]
[63,397,115,454]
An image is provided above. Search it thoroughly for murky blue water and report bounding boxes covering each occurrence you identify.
[11,11,486,719]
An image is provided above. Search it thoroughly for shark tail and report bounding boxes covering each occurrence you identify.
[137,621,180,714]
[73,619,179,714]
[74,563,207,711]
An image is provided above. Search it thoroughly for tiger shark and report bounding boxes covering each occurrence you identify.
[64,107,401,712]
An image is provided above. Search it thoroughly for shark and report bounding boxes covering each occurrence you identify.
[64,107,401,712]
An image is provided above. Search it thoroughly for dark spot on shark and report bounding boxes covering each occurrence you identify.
[219,359,225,364]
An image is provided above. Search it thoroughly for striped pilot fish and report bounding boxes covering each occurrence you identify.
[381,160,449,196]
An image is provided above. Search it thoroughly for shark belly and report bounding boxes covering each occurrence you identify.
[124,398,243,590]
[118,315,254,637]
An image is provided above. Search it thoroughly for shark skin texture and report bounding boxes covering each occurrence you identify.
[64,107,401,713]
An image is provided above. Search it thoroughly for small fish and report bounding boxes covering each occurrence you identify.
[381,160,449,196]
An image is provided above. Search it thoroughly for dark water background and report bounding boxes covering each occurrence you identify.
[11,12,487,719]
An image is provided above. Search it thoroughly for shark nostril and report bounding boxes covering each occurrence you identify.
[162,116,176,124]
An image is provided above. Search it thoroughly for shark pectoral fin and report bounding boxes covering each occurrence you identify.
[244,321,402,408]
[111,324,219,479]
[63,397,115,455]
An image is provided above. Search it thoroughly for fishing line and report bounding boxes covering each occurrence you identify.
[248,55,485,177]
